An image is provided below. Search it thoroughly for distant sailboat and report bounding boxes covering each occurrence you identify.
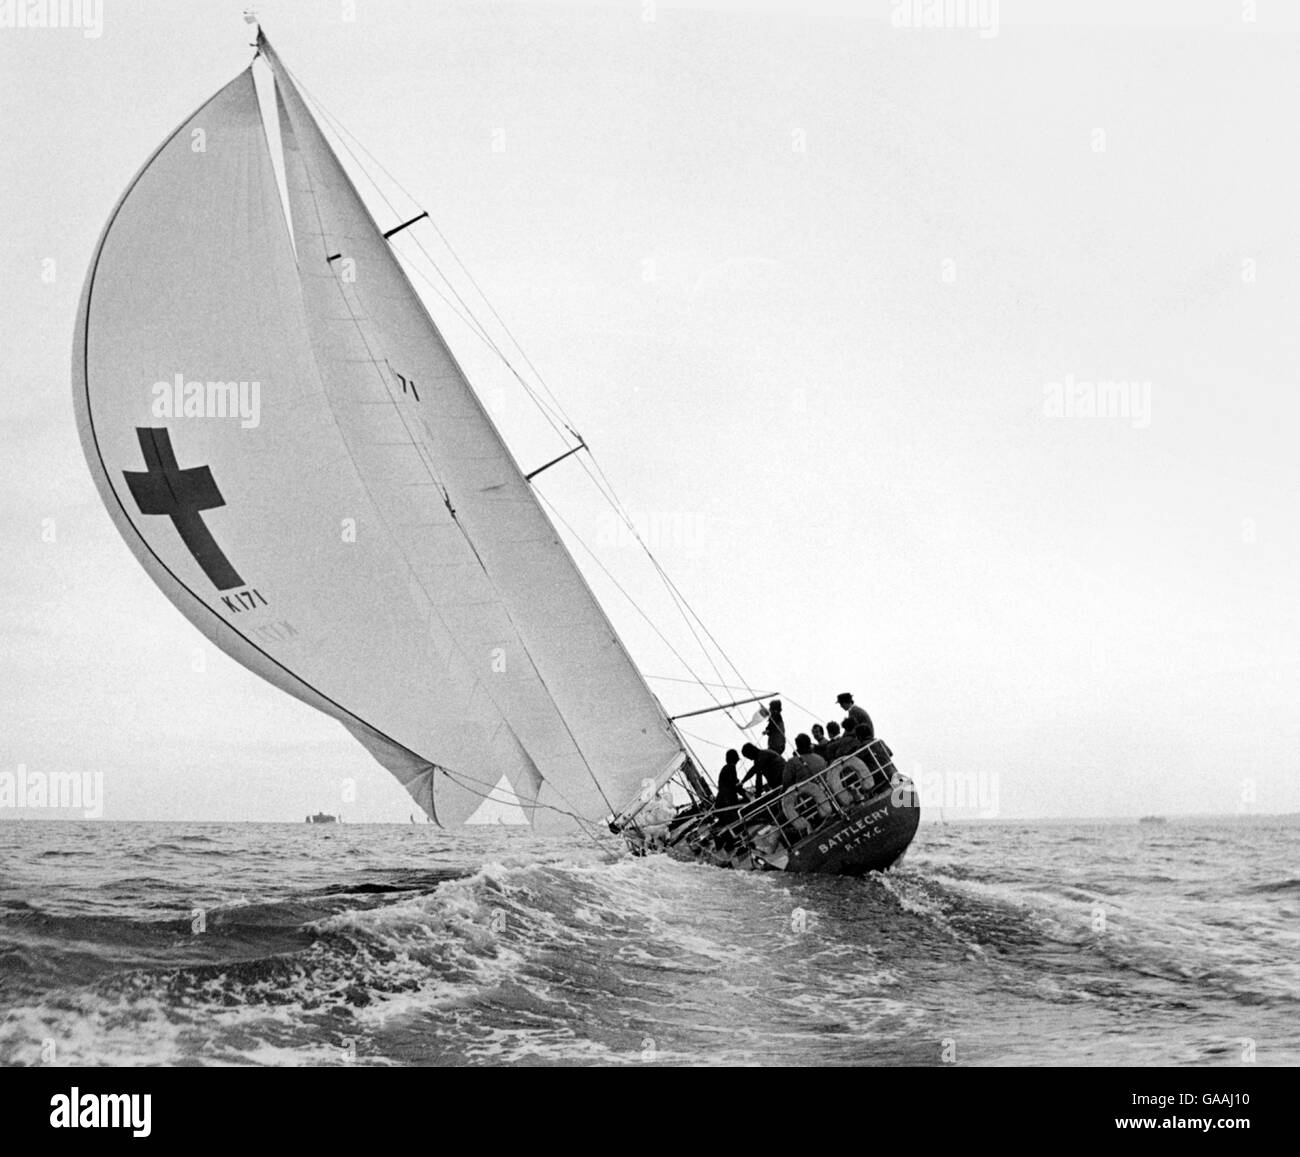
[73,27,918,874]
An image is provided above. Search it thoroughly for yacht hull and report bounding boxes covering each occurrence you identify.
[661,739,920,875]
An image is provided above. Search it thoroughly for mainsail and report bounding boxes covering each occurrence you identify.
[72,36,686,833]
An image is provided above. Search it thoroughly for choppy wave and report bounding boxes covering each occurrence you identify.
[1,817,1297,1065]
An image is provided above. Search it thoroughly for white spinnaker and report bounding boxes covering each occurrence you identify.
[74,53,686,829]
[261,37,686,823]
[73,68,555,826]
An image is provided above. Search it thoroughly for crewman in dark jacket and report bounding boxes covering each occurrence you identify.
[715,750,749,810]
[822,720,847,761]
[836,692,873,739]
[848,721,875,765]
[739,742,786,793]
[712,749,750,852]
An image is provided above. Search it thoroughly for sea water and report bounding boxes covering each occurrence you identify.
[0,816,1296,1065]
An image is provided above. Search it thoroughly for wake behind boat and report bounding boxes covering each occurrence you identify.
[72,25,918,876]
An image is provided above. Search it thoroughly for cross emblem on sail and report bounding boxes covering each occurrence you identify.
[122,427,244,591]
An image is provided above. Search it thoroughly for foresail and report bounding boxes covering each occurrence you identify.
[260,36,686,824]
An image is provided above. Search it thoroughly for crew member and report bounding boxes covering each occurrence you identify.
[782,733,827,787]
[822,720,847,761]
[712,749,750,852]
[836,692,873,739]
[715,750,750,810]
[739,742,786,793]
[762,699,787,755]
[810,723,828,757]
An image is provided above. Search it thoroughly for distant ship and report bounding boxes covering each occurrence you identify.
[305,813,338,825]
[1138,815,1168,825]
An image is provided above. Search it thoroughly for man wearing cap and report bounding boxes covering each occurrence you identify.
[836,692,873,740]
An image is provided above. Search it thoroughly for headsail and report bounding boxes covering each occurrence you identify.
[73,40,686,832]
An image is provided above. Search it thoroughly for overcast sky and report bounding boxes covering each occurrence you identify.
[2,0,1297,822]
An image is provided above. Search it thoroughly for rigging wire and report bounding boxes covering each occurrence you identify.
[779,692,841,732]
[677,728,726,751]
[647,674,759,692]
[576,447,762,709]
[304,85,750,722]
[283,64,766,742]
[435,767,621,861]
[533,492,733,712]
[286,68,577,441]
[277,83,510,370]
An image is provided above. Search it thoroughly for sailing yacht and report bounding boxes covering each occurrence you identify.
[73,28,918,874]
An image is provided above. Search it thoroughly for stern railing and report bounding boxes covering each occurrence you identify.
[677,737,915,861]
